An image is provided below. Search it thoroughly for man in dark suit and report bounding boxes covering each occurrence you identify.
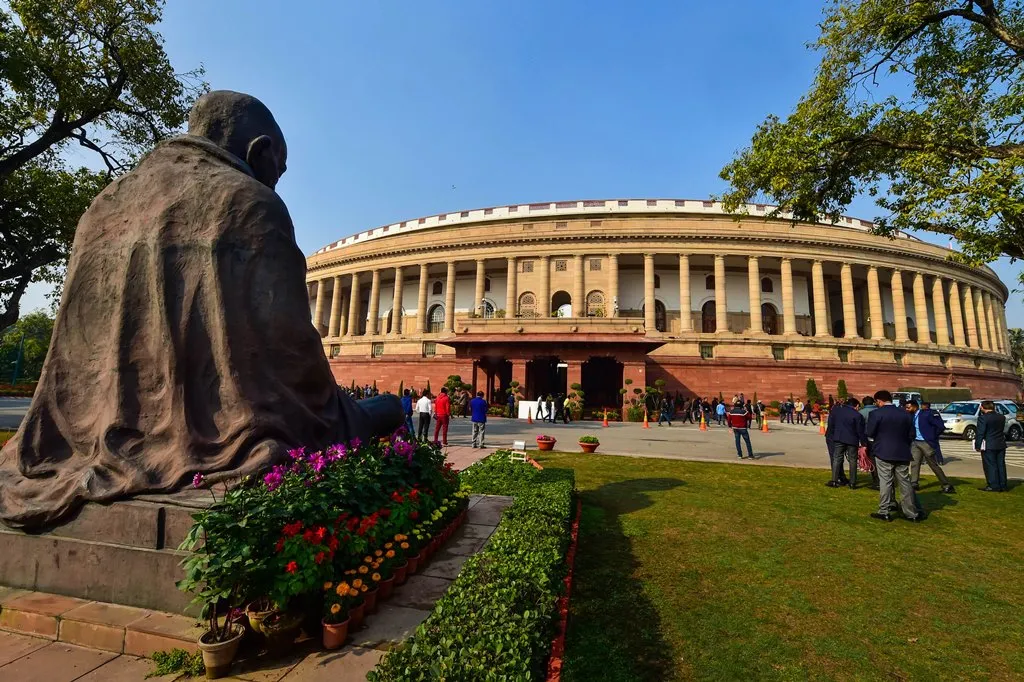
[865,390,921,522]
[906,400,955,493]
[825,397,866,488]
[974,401,1008,492]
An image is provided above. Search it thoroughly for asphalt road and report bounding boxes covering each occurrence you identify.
[0,398,30,430]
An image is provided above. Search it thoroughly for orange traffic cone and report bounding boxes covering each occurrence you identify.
[699,414,708,431]
[602,410,609,428]
[528,407,533,424]
[643,410,650,429]
[761,417,769,433]
[819,418,827,435]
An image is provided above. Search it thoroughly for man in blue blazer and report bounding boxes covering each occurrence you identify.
[974,400,1008,492]
[906,400,955,493]
[865,390,921,522]
[825,397,866,488]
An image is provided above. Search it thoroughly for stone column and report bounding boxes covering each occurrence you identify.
[947,280,966,346]
[346,272,361,336]
[812,260,829,337]
[840,262,857,338]
[867,265,884,340]
[416,264,429,333]
[714,254,728,333]
[338,295,348,337]
[974,288,990,350]
[748,256,762,333]
[678,254,691,331]
[781,257,796,336]
[998,301,1011,355]
[891,269,909,342]
[644,253,657,331]
[931,277,950,345]
[327,276,343,337]
[912,272,930,344]
[573,254,585,318]
[607,254,619,318]
[474,259,486,317]
[312,279,327,337]
[391,266,404,334]
[506,257,517,317]
[538,256,551,318]
[983,292,999,352]
[962,284,979,347]
[444,261,457,332]
[367,269,382,336]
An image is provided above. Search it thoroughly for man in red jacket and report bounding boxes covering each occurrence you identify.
[726,400,756,459]
[433,387,452,447]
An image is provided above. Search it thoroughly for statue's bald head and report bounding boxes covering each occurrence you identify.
[188,90,287,189]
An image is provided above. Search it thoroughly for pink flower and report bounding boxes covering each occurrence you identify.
[192,473,204,488]
[263,467,284,491]
[349,437,362,450]
[287,447,306,461]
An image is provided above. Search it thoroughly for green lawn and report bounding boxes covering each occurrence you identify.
[536,452,1023,682]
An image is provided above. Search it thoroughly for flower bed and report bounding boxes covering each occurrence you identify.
[368,453,575,681]
[176,430,467,674]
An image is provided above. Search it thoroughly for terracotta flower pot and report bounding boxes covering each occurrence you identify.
[321,618,349,650]
[537,439,555,451]
[198,625,244,679]
[349,601,366,629]
[579,441,598,453]
[364,588,379,614]
[407,554,419,574]
[417,548,428,568]
[394,561,409,586]
[378,576,395,600]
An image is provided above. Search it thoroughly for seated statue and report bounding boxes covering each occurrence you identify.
[0,90,402,530]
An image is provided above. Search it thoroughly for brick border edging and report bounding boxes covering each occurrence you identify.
[546,496,582,682]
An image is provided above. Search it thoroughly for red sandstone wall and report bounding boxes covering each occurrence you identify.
[329,358,475,394]
[646,358,1022,401]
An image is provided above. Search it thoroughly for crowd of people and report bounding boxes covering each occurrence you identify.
[824,391,1010,523]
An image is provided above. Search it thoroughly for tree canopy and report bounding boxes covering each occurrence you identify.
[720,0,1024,276]
[0,310,54,382]
[0,0,205,328]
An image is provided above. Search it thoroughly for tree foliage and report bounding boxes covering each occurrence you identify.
[1009,327,1024,374]
[0,0,205,328]
[720,0,1024,274]
[0,309,54,381]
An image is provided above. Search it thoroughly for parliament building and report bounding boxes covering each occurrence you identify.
[306,199,1019,409]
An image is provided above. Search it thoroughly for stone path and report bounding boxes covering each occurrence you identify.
[0,493,511,681]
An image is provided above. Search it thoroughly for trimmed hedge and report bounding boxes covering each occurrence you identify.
[368,453,574,681]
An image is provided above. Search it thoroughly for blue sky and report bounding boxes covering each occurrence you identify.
[22,0,1023,326]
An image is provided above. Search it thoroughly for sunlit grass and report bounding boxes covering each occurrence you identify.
[538,452,1023,681]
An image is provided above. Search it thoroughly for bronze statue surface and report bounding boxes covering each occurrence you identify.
[0,91,400,530]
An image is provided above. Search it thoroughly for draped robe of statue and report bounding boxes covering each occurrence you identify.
[0,135,378,529]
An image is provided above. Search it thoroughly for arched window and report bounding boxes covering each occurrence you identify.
[482,300,496,319]
[518,292,537,318]
[762,303,779,335]
[761,277,773,293]
[705,274,715,290]
[586,290,605,317]
[641,300,667,332]
[551,291,572,317]
[654,274,661,289]
[431,281,443,296]
[427,304,445,333]
[484,277,491,292]
[702,300,716,333]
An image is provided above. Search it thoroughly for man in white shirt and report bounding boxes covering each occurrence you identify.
[415,392,433,442]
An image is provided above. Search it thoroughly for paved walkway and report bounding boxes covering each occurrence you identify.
[0,495,512,681]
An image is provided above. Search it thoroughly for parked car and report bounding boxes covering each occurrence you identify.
[939,400,1022,441]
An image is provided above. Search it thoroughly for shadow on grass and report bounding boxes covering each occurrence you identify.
[562,476,683,682]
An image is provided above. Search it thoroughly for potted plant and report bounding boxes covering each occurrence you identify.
[321,580,353,650]
[536,434,557,451]
[578,435,600,453]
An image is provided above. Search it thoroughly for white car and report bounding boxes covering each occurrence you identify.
[939,400,1022,441]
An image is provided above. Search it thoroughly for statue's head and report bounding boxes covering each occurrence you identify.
[187,90,288,190]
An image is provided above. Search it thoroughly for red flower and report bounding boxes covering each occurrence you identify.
[282,521,302,537]
[285,561,298,574]
[302,529,316,543]
[327,535,339,551]
[391,491,404,503]
[410,511,419,520]
[314,526,327,543]
[346,517,360,531]
[380,508,392,518]
[275,537,285,552]
[409,489,420,501]
[314,551,326,564]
